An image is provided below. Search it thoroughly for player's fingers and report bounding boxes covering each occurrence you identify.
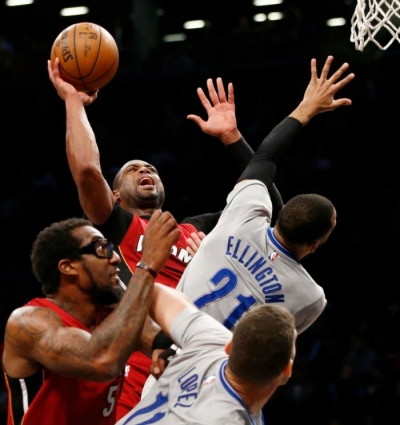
[328,62,350,83]
[186,237,198,253]
[159,212,179,233]
[170,228,181,244]
[187,114,206,129]
[186,231,206,255]
[90,90,99,101]
[310,58,318,81]
[207,78,220,105]
[150,365,161,376]
[319,55,334,80]
[188,235,200,247]
[187,246,196,257]
[332,98,352,108]
[193,231,206,243]
[216,77,227,103]
[196,87,212,111]
[227,82,235,105]
[332,73,355,92]
[47,60,55,81]
[190,231,205,246]
[151,211,180,243]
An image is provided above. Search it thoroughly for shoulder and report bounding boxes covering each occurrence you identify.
[6,305,62,332]
[228,180,268,202]
[108,204,134,221]
[95,204,135,242]
[223,180,271,219]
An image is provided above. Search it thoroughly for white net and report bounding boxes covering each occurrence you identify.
[351,0,400,51]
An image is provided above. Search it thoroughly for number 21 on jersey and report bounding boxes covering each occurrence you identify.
[193,268,257,330]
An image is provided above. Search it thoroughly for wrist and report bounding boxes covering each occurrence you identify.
[152,330,174,351]
[289,102,316,126]
[136,262,158,278]
[220,129,241,145]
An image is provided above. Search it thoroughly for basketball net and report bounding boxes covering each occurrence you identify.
[351,0,400,51]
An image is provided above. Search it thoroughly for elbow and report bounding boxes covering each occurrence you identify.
[74,164,102,185]
[91,356,126,382]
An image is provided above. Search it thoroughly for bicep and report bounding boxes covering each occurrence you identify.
[3,307,93,379]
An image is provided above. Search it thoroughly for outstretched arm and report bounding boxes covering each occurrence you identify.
[47,58,114,225]
[238,55,355,185]
[2,211,180,382]
[148,284,196,340]
[188,77,283,222]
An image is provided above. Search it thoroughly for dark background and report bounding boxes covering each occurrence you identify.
[1,0,400,424]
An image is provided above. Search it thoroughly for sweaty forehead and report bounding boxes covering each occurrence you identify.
[121,159,151,171]
[74,225,105,245]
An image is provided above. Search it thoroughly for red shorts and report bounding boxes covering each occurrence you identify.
[116,351,151,421]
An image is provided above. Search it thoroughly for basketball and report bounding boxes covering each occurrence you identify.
[50,22,119,92]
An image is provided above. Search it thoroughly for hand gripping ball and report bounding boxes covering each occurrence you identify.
[50,22,119,92]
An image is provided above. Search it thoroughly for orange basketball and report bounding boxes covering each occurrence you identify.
[50,22,119,92]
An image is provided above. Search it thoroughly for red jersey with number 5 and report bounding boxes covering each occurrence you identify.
[4,298,123,425]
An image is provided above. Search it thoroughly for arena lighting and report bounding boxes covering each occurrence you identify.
[6,0,34,6]
[268,11,284,20]
[326,17,346,27]
[253,0,283,6]
[254,13,267,22]
[163,33,187,42]
[183,20,206,29]
[60,6,89,17]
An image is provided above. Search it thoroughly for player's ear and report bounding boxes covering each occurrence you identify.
[58,259,79,276]
[224,340,232,355]
[308,241,318,254]
[113,190,121,204]
[279,359,293,386]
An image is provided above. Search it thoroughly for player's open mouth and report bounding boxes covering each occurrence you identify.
[138,176,155,188]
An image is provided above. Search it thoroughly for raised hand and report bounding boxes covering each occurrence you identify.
[47,57,98,106]
[187,77,241,144]
[290,55,355,125]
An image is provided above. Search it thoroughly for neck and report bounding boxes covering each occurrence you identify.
[272,227,307,262]
[119,203,160,217]
[46,294,99,330]
[224,365,278,416]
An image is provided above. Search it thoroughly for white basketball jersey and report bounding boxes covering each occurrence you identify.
[116,307,264,425]
[177,180,327,334]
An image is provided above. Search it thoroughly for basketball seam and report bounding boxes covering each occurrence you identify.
[52,23,118,92]
[73,24,86,89]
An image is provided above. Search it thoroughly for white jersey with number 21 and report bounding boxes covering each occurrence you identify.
[177,180,327,334]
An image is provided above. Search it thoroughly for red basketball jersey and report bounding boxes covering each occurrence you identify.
[4,298,123,425]
[95,207,197,420]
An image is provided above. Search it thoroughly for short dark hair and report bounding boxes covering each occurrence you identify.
[112,169,122,190]
[276,194,334,244]
[30,218,92,295]
[229,304,295,385]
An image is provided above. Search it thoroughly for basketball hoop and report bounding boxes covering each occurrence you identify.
[351,0,400,51]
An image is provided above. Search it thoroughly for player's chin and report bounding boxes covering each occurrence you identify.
[137,191,161,204]
[138,187,158,197]
[108,286,124,304]
[113,277,125,291]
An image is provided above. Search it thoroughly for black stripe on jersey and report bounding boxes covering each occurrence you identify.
[4,370,43,424]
